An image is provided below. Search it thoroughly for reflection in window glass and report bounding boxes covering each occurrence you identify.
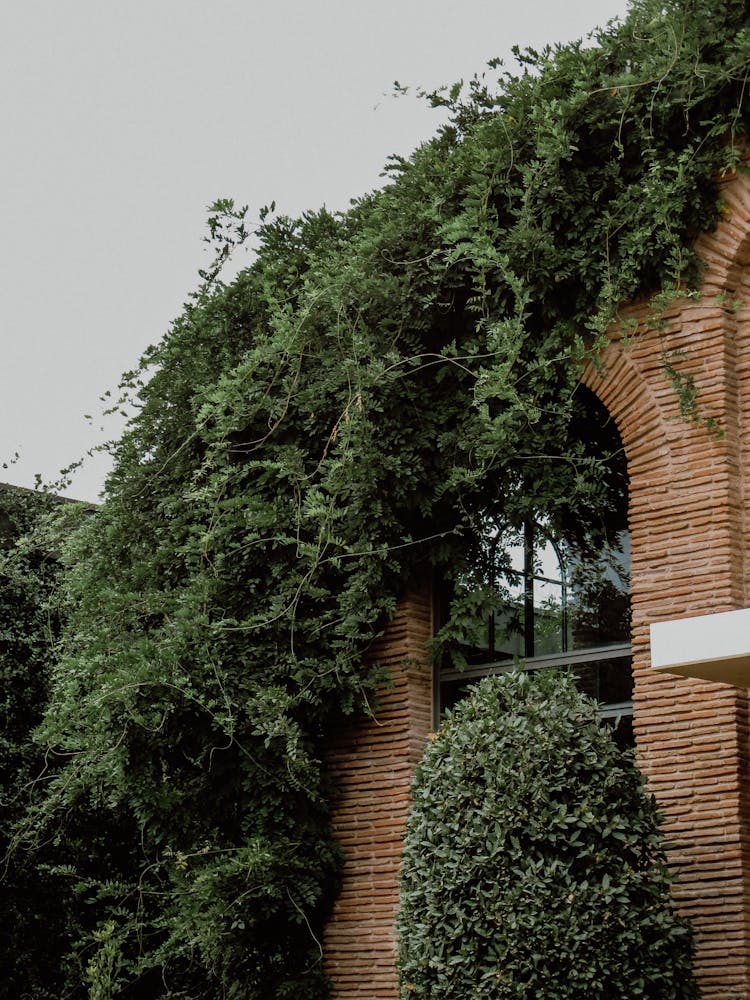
[464,517,629,663]
[436,390,632,742]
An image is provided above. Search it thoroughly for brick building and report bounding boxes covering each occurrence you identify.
[323,169,750,998]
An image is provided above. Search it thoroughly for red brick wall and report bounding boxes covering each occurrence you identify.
[323,587,433,998]
[582,171,750,998]
[324,173,750,999]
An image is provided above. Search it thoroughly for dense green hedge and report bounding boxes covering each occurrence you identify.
[397,671,697,999]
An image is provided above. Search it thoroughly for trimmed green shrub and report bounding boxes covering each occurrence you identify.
[397,671,697,999]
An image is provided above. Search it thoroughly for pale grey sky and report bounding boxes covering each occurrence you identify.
[1,0,630,502]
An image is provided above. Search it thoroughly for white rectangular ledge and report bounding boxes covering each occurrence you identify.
[650,608,750,687]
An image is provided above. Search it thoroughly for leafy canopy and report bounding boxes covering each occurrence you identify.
[9,0,750,994]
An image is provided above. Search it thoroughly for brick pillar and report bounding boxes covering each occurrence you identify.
[323,585,433,998]
[582,174,750,997]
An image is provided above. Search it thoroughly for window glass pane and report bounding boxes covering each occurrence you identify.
[603,712,634,751]
[463,519,629,663]
[570,656,633,707]
[435,387,633,744]
[568,530,630,650]
[530,532,567,656]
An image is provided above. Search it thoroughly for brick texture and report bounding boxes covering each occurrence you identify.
[581,171,750,999]
[323,173,750,998]
[323,587,433,998]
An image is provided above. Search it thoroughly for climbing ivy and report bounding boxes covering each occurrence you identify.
[9,0,750,994]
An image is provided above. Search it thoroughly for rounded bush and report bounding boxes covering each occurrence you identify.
[397,670,697,999]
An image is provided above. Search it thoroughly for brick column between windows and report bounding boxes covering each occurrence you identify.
[322,585,433,999]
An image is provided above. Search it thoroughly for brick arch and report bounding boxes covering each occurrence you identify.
[720,189,750,606]
[580,342,674,483]
[699,169,750,293]
[577,176,750,996]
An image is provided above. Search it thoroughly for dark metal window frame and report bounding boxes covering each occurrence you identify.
[433,514,633,730]
[434,642,632,726]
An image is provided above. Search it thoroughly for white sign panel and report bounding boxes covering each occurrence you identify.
[650,608,750,687]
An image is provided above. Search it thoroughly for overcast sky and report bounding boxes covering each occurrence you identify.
[1,0,630,502]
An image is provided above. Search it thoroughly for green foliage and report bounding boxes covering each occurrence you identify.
[0,487,58,797]
[0,487,89,998]
[7,0,750,993]
[85,923,122,1000]
[397,671,697,998]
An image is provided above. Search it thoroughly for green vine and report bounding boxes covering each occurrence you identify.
[7,1,750,995]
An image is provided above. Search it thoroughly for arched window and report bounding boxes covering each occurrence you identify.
[437,391,633,745]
